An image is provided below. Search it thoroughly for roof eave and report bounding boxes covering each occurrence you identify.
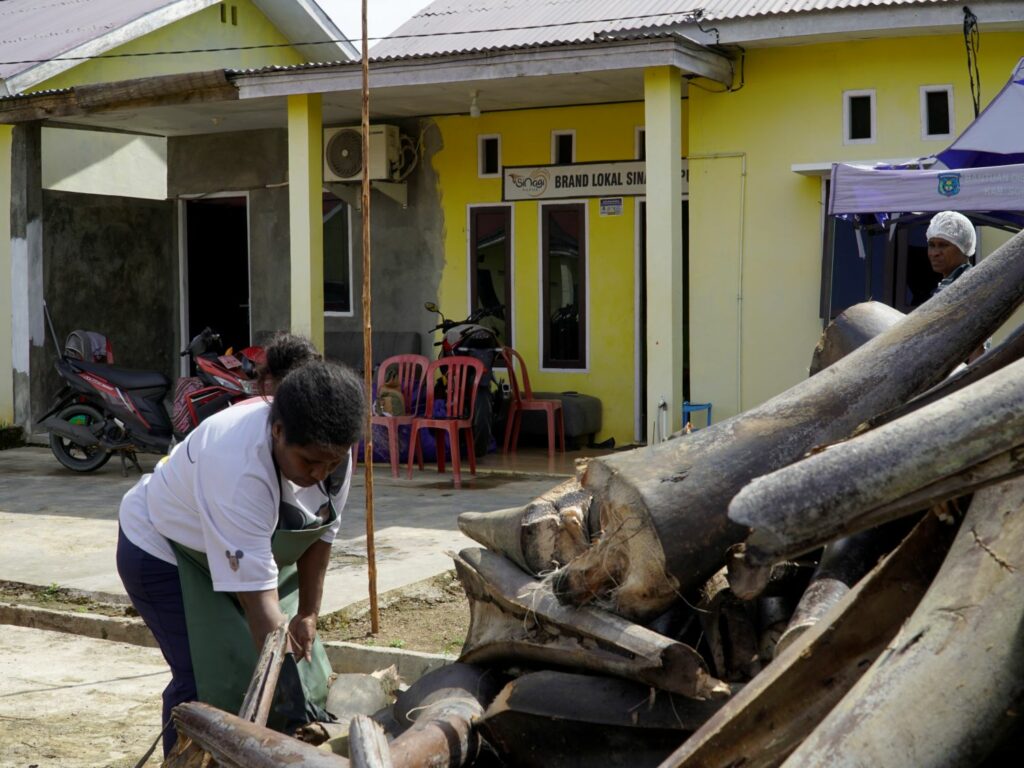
[233,36,734,98]
[3,0,222,96]
[251,0,359,62]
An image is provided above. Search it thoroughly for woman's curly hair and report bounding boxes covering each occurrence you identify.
[271,360,366,448]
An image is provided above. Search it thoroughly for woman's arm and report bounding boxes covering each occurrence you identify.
[290,538,332,660]
[236,589,288,652]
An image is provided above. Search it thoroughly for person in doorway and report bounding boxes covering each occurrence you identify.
[927,210,976,294]
[926,210,985,362]
[116,335,365,756]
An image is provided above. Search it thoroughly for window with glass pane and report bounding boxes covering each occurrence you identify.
[470,206,512,346]
[323,196,351,313]
[542,204,586,368]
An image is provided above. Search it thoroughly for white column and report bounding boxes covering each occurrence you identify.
[643,67,684,440]
[287,94,324,350]
[0,126,13,424]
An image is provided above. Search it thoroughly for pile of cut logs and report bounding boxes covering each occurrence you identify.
[166,229,1024,767]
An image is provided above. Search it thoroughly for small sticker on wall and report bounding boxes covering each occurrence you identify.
[599,197,623,216]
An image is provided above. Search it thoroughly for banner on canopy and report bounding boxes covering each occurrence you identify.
[829,162,1024,216]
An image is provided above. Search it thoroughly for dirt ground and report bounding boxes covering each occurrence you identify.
[1,570,471,656]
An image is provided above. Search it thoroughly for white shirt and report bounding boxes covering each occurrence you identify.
[119,399,350,592]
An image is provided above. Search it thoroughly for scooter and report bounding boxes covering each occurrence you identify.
[424,301,507,457]
[37,304,261,474]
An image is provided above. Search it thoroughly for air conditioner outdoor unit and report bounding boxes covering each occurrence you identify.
[323,124,401,182]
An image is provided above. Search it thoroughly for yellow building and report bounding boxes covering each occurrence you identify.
[3,0,1022,452]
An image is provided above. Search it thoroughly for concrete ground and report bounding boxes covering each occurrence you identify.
[0,444,574,766]
[0,445,567,614]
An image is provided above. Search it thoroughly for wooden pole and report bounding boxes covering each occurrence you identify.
[360,0,379,634]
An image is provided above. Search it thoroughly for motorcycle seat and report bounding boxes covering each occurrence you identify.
[72,359,170,390]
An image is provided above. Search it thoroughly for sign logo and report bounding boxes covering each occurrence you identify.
[508,169,549,197]
[938,173,961,197]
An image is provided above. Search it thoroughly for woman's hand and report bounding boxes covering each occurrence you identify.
[288,612,318,662]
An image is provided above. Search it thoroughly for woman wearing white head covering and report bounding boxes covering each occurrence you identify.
[927,210,977,294]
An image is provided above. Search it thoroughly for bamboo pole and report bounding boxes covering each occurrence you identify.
[360,0,379,634]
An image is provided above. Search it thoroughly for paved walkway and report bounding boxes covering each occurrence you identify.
[0,446,568,614]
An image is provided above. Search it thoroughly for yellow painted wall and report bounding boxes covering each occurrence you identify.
[432,101,689,444]
[36,0,305,92]
[689,32,1024,421]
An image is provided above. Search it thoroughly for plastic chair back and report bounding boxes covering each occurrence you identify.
[376,354,429,416]
[501,346,536,401]
[424,356,486,421]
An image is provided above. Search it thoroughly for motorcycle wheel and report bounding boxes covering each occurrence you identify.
[48,403,112,472]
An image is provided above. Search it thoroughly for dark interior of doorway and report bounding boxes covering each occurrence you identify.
[639,200,690,441]
[185,197,250,353]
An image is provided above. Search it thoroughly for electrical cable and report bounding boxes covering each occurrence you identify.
[0,9,705,67]
[963,6,981,118]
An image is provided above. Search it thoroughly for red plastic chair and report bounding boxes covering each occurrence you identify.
[407,356,486,488]
[370,354,430,478]
[501,346,565,458]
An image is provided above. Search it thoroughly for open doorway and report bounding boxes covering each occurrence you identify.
[636,199,689,443]
[184,196,251,356]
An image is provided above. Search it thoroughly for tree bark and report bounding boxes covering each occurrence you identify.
[349,716,393,768]
[481,670,729,768]
[861,318,1024,433]
[453,547,728,699]
[457,477,593,576]
[551,230,1024,622]
[808,301,905,376]
[731,356,1024,565]
[658,512,955,768]
[783,478,1024,767]
[387,663,503,768]
[170,701,349,767]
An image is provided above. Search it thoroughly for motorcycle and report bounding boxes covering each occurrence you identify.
[38,304,262,474]
[424,301,507,457]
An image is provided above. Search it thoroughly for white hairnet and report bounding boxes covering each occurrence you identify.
[926,210,976,257]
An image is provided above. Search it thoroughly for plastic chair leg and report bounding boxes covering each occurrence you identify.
[449,426,462,488]
[545,409,556,459]
[406,426,419,480]
[502,405,517,454]
[465,428,477,477]
[435,428,447,474]
[558,408,566,453]
[387,423,400,478]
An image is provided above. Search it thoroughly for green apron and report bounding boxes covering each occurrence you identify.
[172,503,335,726]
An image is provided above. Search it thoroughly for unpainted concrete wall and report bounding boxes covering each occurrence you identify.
[39,191,177,418]
[166,122,446,354]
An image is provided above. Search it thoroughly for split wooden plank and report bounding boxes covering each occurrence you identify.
[453,547,728,700]
[171,701,348,767]
[237,622,289,726]
[550,230,1024,622]
[349,715,393,768]
[783,477,1024,767]
[658,512,954,768]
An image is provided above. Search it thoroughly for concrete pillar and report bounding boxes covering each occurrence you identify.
[0,126,13,424]
[643,67,684,441]
[287,93,324,350]
[9,123,44,432]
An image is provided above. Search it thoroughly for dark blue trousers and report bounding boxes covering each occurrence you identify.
[116,526,197,756]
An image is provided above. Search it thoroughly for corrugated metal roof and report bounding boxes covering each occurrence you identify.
[0,0,183,83]
[372,0,953,59]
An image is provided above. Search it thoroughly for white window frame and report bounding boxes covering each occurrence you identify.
[478,134,501,178]
[843,89,876,145]
[635,126,646,160]
[323,199,354,317]
[920,84,954,140]
[551,130,576,164]
[537,199,590,373]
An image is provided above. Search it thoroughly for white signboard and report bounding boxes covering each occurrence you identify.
[503,160,689,201]
[830,162,1024,215]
